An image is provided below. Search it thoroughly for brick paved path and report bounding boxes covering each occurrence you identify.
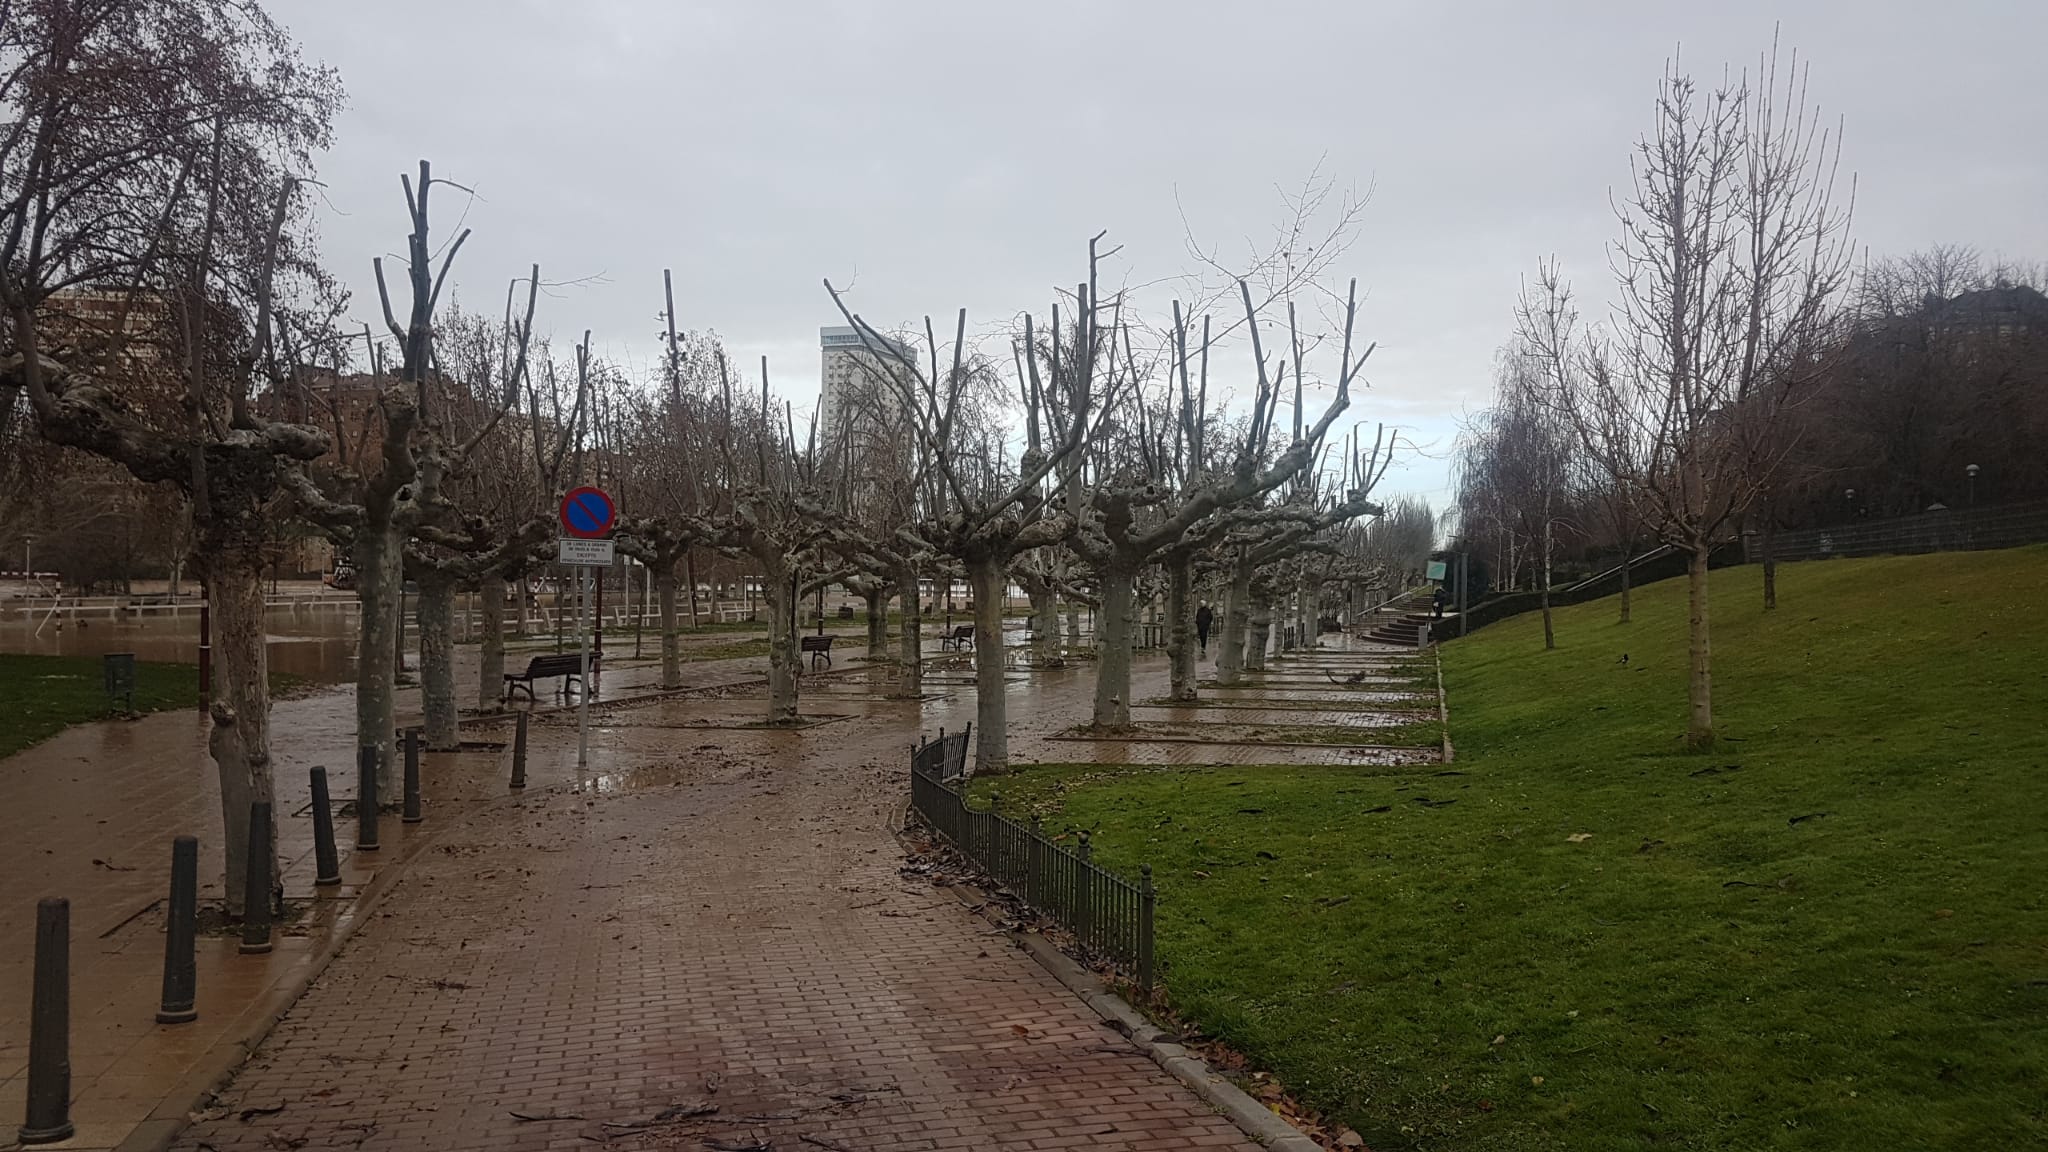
[172,665,1257,1151]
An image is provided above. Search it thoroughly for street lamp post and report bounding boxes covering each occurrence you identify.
[1967,463,1980,508]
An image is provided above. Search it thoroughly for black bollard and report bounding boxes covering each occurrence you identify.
[356,744,380,851]
[310,768,341,886]
[402,727,423,824]
[238,801,273,955]
[510,711,528,789]
[157,837,198,1023]
[19,897,73,1144]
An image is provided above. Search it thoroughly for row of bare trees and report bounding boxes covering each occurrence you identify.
[0,0,1406,911]
[0,0,638,915]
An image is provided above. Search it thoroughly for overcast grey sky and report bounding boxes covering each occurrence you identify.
[269,0,2048,508]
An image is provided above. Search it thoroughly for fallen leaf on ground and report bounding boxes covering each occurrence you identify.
[1566,832,1592,843]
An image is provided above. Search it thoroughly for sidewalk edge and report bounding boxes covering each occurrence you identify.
[1435,644,1454,764]
[112,811,460,1152]
[938,880,1322,1152]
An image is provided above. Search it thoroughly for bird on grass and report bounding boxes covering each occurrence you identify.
[1617,653,1630,667]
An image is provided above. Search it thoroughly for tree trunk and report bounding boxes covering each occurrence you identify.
[763,568,798,725]
[1090,565,1135,729]
[1065,591,1080,649]
[1215,563,1253,687]
[1165,557,1197,701]
[514,574,529,635]
[865,588,886,653]
[967,554,1009,773]
[417,573,458,750]
[1020,573,1054,661]
[1540,509,1556,651]
[1686,540,1714,749]
[897,569,923,696]
[657,567,681,689]
[478,572,507,711]
[199,549,276,921]
[354,516,400,793]
[685,552,700,628]
[1246,598,1272,673]
[1614,549,1628,625]
[1762,512,1778,611]
[1293,577,1312,656]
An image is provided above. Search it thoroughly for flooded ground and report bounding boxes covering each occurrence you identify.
[0,606,364,682]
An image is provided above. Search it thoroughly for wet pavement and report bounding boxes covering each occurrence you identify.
[13,627,1398,1150]
[0,636,901,1150]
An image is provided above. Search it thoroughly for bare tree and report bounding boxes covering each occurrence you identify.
[400,281,551,743]
[288,161,472,784]
[824,247,1100,772]
[1456,344,1580,648]
[1534,42,1854,747]
[0,0,341,914]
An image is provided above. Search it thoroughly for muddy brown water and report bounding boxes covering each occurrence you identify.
[0,609,364,682]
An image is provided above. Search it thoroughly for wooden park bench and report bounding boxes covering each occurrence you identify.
[800,634,834,670]
[503,653,589,703]
[939,623,976,651]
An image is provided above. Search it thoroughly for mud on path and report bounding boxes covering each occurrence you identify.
[174,676,1256,1151]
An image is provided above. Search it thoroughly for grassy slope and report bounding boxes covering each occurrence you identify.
[0,653,201,757]
[977,548,2048,1151]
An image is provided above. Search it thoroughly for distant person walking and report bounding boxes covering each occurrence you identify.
[1195,602,1215,653]
[1433,585,1449,619]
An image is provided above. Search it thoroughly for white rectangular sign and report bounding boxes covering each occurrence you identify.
[557,537,616,567]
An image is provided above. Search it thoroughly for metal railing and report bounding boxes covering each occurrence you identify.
[912,724,971,784]
[1751,500,2048,564]
[909,768,1155,992]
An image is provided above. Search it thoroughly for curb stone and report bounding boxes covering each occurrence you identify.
[1433,644,1454,764]
[938,880,1323,1152]
[110,776,573,1152]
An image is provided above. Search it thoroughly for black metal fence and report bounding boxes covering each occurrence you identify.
[912,724,971,784]
[908,768,1155,992]
[1749,501,2048,564]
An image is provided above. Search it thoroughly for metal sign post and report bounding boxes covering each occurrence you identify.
[557,487,618,772]
[577,566,591,769]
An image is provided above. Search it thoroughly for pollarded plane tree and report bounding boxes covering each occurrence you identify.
[1115,282,1382,705]
[822,239,1114,773]
[398,285,559,742]
[1211,436,1390,682]
[803,317,955,693]
[455,281,587,704]
[285,161,489,789]
[0,0,342,915]
[695,352,861,725]
[613,288,739,690]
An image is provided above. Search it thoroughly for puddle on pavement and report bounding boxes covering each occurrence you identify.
[577,760,704,792]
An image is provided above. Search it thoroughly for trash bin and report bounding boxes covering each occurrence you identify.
[103,652,136,713]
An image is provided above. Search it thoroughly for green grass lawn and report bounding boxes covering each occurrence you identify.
[0,653,203,758]
[973,547,2048,1150]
